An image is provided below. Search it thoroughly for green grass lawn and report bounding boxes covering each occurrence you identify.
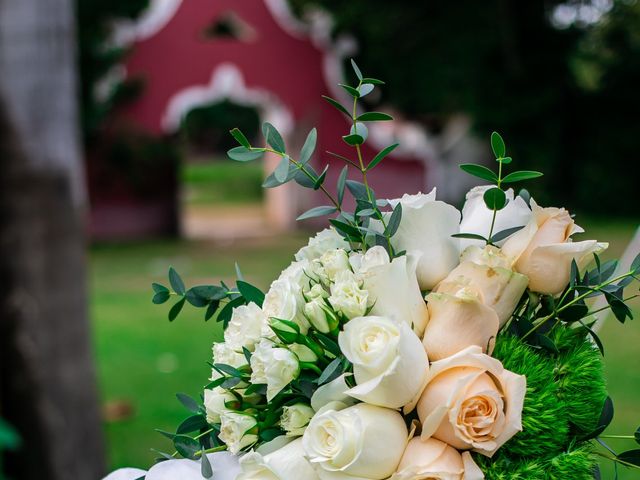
[181,161,263,206]
[91,219,640,476]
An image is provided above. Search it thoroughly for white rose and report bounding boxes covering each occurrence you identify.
[263,278,310,334]
[391,437,484,480]
[203,387,238,424]
[238,438,319,480]
[320,248,351,280]
[328,271,368,319]
[417,345,526,457]
[211,342,248,380]
[303,403,408,479]
[112,451,240,480]
[219,411,258,454]
[310,374,358,414]
[250,341,300,401]
[339,316,429,410]
[296,228,350,261]
[304,298,338,333]
[502,200,608,295]
[385,189,461,290]
[280,404,315,436]
[224,302,268,351]
[441,245,528,327]
[423,287,499,361]
[459,186,532,249]
[357,246,429,337]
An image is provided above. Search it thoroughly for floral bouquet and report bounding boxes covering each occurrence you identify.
[105,61,640,480]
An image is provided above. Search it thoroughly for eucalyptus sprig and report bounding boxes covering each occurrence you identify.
[225,59,403,257]
[456,132,543,245]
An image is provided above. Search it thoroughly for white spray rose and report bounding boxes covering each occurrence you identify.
[417,345,526,457]
[211,342,248,380]
[250,341,300,401]
[219,411,258,454]
[339,316,429,410]
[391,437,484,480]
[304,298,337,333]
[357,246,429,336]
[238,438,319,480]
[310,374,358,414]
[328,270,368,319]
[224,302,268,351]
[443,245,528,327]
[320,248,351,280]
[296,228,350,261]
[302,403,408,479]
[423,286,499,361]
[280,404,315,437]
[459,186,532,249]
[263,278,310,334]
[203,387,238,424]
[384,189,461,290]
[502,200,608,295]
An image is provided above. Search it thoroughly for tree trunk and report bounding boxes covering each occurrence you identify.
[0,0,105,478]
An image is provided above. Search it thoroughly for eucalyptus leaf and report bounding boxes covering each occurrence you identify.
[227,146,263,162]
[582,396,614,439]
[169,267,185,295]
[317,358,342,385]
[314,165,329,190]
[452,233,488,242]
[350,122,368,141]
[358,83,374,97]
[617,449,640,467]
[350,58,363,80]
[176,393,200,413]
[342,134,364,146]
[491,131,506,158]
[262,122,286,153]
[152,283,169,294]
[459,163,498,183]
[339,83,360,98]
[204,300,219,321]
[237,280,265,307]
[337,166,348,205]
[490,225,525,243]
[483,187,507,211]
[169,297,186,321]
[634,426,640,444]
[385,203,402,237]
[357,112,393,122]
[501,170,544,183]
[294,168,316,188]
[297,206,338,221]
[153,290,170,304]
[346,180,369,200]
[274,155,290,182]
[174,435,200,459]
[631,252,640,273]
[368,143,399,170]
[177,415,207,434]
[361,77,385,85]
[229,127,250,148]
[201,453,213,478]
[321,95,351,117]
[300,128,317,164]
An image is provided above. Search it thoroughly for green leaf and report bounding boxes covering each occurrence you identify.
[169,267,185,295]
[213,363,244,378]
[350,123,368,142]
[297,206,338,221]
[227,146,263,162]
[357,112,393,122]
[294,168,316,189]
[152,282,169,294]
[0,418,20,450]
[631,252,640,273]
[501,170,544,183]
[262,122,286,153]
[459,163,498,183]
[300,128,317,164]
[385,203,402,237]
[176,393,200,413]
[153,290,171,304]
[583,396,614,440]
[358,84,374,97]
[452,233,489,242]
[368,143,399,170]
[317,357,342,385]
[483,187,507,211]
[337,166,348,205]
[274,155,290,182]
[491,131,506,158]
[617,449,640,467]
[313,165,329,190]
[204,300,219,321]
[490,225,525,243]
[229,127,250,148]
[174,435,200,459]
[186,286,225,308]
[500,156,513,164]
[201,453,213,478]
[339,83,360,98]
[361,77,385,85]
[329,219,362,238]
[237,280,265,307]
[169,297,186,321]
[346,180,369,200]
[321,95,351,117]
[177,415,207,434]
[634,426,640,444]
[350,58,362,80]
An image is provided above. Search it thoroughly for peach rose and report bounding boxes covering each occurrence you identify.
[417,346,526,457]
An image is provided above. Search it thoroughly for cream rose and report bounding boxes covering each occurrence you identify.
[459,186,532,249]
[296,228,350,261]
[263,278,310,334]
[211,342,248,380]
[328,270,368,319]
[417,345,526,457]
[356,246,429,336]
[442,245,528,327]
[502,200,607,295]
[422,286,499,361]
[203,387,238,424]
[391,437,484,480]
[310,374,358,414]
[339,316,429,410]
[320,248,351,280]
[302,403,408,479]
[280,403,315,437]
[250,341,300,401]
[238,438,319,480]
[218,411,258,454]
[224,302,268,351]
[384,189,461,290]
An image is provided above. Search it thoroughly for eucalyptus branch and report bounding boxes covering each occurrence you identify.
[593,451,640,470]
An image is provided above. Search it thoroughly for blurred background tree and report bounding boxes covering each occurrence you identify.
[290,0,640,215]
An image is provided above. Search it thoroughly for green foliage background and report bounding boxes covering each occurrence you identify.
[290,0,640,216]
